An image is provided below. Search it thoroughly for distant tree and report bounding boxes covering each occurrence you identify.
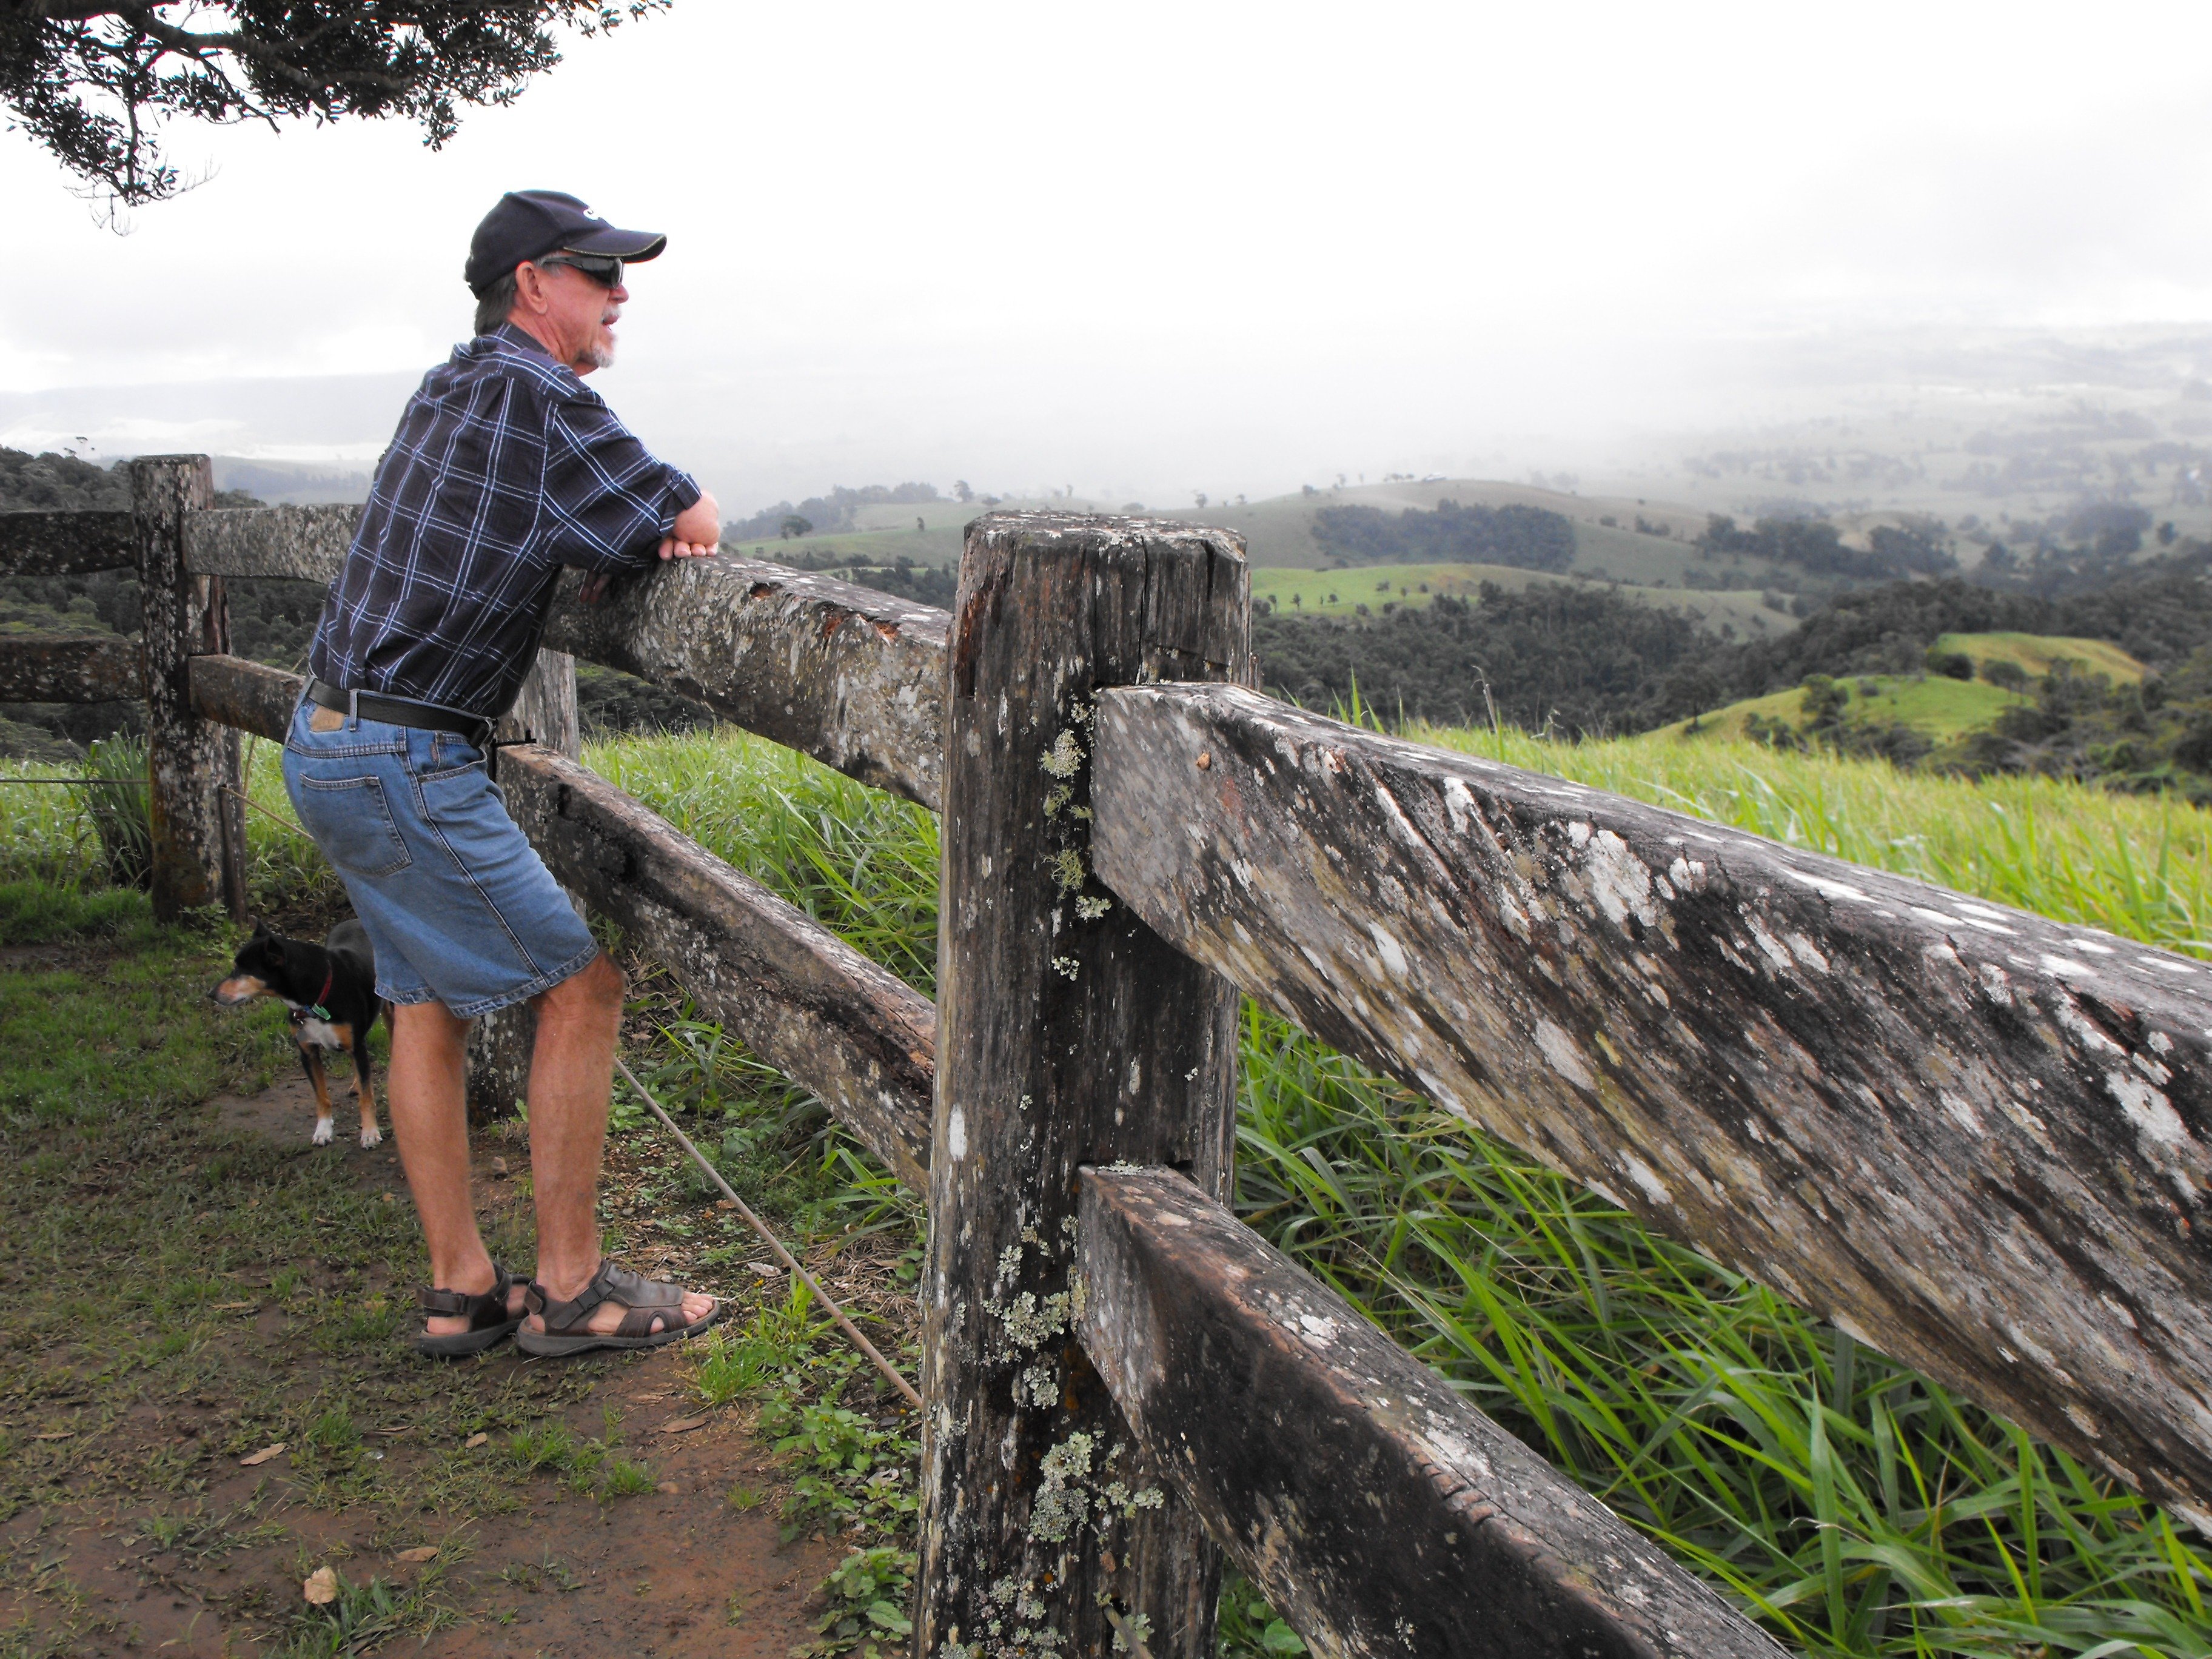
[1981,658,2029,692]
[915,516,925,532]
[953,480,974,503]
[4,2,669,210]
[1193,492,1208,509]
[780,514,812,540]
[1927,649,1975,680]
[2159,520,2179,546]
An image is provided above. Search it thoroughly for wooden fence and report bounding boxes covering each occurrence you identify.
[5,453,2212,1659]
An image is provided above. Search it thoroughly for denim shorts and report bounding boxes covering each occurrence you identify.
[280,699,599,1017]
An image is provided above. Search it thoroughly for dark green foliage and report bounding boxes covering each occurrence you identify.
[1310,499,1576,572]
[1255,581,1702,736]
[3,3,669,208]
[1700,514,1957,579]
[0,446,128,511]
[1928,650,1976,680]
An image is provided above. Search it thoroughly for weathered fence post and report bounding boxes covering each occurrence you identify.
[132,455,244,922]
[466,647,583,1118]
[920,514,1250,1658]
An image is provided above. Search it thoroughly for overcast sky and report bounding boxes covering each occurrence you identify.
[8,1,2212,509]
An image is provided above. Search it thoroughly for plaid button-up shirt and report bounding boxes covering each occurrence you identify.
[309,323,701,718]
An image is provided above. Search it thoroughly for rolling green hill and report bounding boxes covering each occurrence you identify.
[1660,673,2025,745]
[739,479,1800,643]
[1660,632,2151,748]
[1249,561,1789,640]
[1931,631,2145,683]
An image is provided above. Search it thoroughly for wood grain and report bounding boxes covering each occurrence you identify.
[134,458,244,922]
[0,509,136,575]
[920,514,1250,1659]
[0,635,141,702]
[1078,1165,1788,1659]
[1090,680,2212,1522]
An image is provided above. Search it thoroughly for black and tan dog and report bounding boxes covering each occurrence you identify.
[212,920,387,1148]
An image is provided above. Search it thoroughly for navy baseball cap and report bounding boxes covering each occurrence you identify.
[464,190,668,293]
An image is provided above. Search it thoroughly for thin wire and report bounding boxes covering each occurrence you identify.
[221,783,312,839]
[0,777,147,785]
[612,1053,922,1412]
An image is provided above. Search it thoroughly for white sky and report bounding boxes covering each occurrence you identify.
[8,0,2212,509]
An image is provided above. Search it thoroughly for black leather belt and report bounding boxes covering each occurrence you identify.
[305,679,494,747]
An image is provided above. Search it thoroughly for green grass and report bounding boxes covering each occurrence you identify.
[6,710,2207,1655]
[588,721,2212,1658]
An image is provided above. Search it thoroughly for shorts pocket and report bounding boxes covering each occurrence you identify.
[295,775,414,877]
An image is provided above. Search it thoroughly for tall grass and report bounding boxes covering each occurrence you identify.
[1414,723,2212,958]
[590,722,2212,1658]
[0,736,342,916]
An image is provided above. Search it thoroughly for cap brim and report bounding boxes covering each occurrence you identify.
[560,226,667,262]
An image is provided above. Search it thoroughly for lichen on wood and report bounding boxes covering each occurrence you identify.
[1078,1164,1789,1659]
[135,457,243,922]
[0,634,141,702]
[1089,681,2212,1524]
[921,513,1250,1659]
[0,509,135,575]
[541,557,948,809]
[181,504,357,582]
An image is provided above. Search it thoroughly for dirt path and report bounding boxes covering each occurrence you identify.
[0,1068,850,1657]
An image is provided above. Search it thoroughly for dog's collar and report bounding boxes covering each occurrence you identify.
[288,967,335,1025]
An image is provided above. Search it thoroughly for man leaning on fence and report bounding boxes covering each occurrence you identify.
[282,190,724,1359]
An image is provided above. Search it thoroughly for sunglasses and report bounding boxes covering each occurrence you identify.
[538,253,623,288]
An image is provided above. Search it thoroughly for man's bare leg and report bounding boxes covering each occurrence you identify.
[523,952,714,1336]
[387,1000,525,1336]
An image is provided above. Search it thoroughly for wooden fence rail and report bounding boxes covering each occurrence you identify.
[7,463,2212,1656]
[1088,682,2212,1524]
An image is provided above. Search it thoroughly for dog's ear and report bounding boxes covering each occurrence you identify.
[250,919,270,938]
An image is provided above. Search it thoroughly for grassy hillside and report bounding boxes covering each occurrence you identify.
[1251,560,1786,640]
[1661,674,2025,745]
[1932,630,2147,683]
[1663,631,2151,749]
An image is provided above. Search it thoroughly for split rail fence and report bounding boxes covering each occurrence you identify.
[5,454,2212,1659]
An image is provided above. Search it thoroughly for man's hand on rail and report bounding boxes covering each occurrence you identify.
[659,492,721,561]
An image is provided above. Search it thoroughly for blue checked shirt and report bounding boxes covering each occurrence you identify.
[309,323,702,718]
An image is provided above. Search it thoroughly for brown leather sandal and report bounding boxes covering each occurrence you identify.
[514,1258,722,1358]
[415,1262,525,1358]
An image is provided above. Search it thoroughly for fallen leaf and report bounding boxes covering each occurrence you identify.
[655,1481,679,1495]
[745,1261,781,1278]
[380,1191,397,1204]
[240,1443,287,1467]
[464,1432,489,1449]
[303,1566,339,1605]
[491,1156,509,1176]
[30,1431,72,1442]
[659,1415,709,1435]
[212,1301,256,1312]
[394,1546,438,1564]
[713,1199,736,1212]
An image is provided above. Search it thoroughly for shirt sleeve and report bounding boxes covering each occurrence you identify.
[538,394,703,573]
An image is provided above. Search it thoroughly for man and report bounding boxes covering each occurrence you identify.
[284,189,722,1358]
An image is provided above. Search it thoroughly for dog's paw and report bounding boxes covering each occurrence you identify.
[360,1124,384,1148]
[312,1119,335,1145]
